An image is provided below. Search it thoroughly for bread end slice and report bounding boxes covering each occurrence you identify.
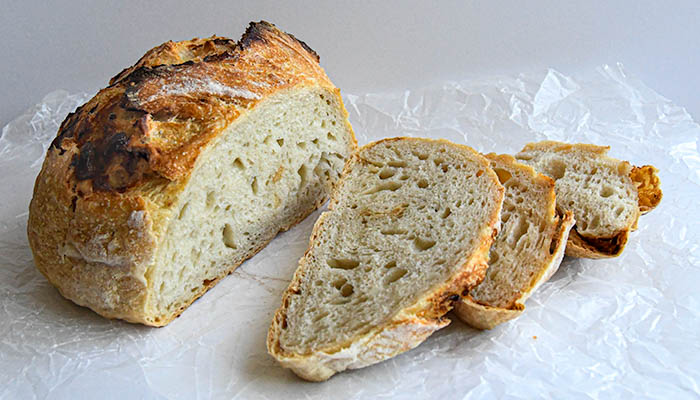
[515,141,661,259]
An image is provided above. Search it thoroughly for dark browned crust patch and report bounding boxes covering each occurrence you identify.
[566,226,628,259]
[51,21,326,193]
[630,165,662,214]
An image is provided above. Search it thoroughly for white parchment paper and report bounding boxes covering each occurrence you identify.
[1,64,699,399]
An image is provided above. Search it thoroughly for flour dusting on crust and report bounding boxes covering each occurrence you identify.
[148,77,262,103]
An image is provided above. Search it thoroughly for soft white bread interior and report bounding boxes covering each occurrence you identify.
[27,22,356,326]
[454,153,574,330]
[514,141,661,258]
[150,88,355,323]
[268,138,504,381]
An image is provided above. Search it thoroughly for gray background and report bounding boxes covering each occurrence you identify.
[1,1,698,127]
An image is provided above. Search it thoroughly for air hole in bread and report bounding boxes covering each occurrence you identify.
[263,135,273,145]
[327,132,336,141]
[178,202,189,220]
[413,237,436,251]
[327,258,360,270]
[476,170,484,177]
[233,158,245,170]
[297,142,307,150]
[297,164,310,188]
[441,207,451,219]
[313,311,329,322]
[600,186,614,198]
[380,227,407,235]
[251,177,260,195]
[547,160,566,180]
[385,268,408,285]
[433,158,444,166]
[387,160,407,168]
[222,224,237,249]
[206,191,216,209]
[378,169,395,179]
[417,179,429,189]
[277,138,284,147]
[331,277,347,289]
[363,181,402,195]
[511,218,529,245]
[441,164,449,173]
[384,260,397,269]
[340,283,354,297]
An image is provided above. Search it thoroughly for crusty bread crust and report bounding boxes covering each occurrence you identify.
[630,165,662,214]
[27,21,356,326]
[516,141,661,259]
[267,138,503,381]
[454,154,575,330]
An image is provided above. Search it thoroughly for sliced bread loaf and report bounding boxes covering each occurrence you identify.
[454,153,574,330]
[514,141,661,258]
[267,138,504,381]
[27,22,356,326]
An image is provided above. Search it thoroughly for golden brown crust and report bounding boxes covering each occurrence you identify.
[51,21,329,192]
[28,21,353,325]
[267,138,504,380]
[630,165,662,214]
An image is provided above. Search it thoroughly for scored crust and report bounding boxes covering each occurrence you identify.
[454,154,575,330]
[267,138,504,381]
[27,21,356,326]
[516,141,662,259]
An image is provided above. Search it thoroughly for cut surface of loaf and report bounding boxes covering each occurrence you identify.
[268,138,504,381]
[515,141,661,258]
[454,154,574,330]
[27,21,356,326]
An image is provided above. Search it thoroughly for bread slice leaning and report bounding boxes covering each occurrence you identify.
[27,22,356,326]
[454,154,574,330]
[267,138,504,381]
[515,141,662,258]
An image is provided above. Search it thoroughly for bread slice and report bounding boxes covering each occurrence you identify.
[27,22,356,326]
[454,154,574,330]
[514,141,661,258]
[267,137,504,381]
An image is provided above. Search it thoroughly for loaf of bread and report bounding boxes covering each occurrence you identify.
[515,141,661,258]
[27,21,356,326]
[454,153,574,329]
[267,138,504,381]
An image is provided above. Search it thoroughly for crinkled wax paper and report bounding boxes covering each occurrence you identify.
[1,64,699,399]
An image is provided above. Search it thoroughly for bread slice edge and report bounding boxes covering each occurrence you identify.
[455,211,573,330]
[267,137,504,381]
